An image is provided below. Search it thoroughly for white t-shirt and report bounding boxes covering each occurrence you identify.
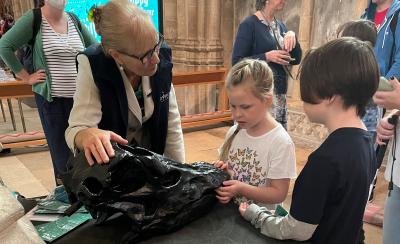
[223,124,297,210]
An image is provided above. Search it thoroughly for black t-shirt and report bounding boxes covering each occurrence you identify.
[290,128,375,244]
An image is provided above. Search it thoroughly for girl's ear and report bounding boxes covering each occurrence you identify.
[264,93,273,107]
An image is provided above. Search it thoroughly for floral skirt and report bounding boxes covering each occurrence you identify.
[273,94,287,130]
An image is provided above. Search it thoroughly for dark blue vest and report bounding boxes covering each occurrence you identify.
[81,43,172,155]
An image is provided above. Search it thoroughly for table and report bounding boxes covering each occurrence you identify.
[54,203,308,244]
[0,79,33,132]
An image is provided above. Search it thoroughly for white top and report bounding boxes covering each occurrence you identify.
[41,16,84,98]
[224,124,297,210]
[65,54,185,163]
[385,125,400,187]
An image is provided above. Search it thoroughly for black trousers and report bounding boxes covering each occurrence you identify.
[35,93,73,178]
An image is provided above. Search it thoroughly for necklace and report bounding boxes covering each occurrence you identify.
[259,10,275,27]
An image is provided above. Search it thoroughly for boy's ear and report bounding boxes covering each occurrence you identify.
[324,95,337,105]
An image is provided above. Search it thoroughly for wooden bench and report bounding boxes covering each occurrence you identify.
[172,69,232,128]
[0,79,47,151]
[0,131,46,151]
[0,70,232,151]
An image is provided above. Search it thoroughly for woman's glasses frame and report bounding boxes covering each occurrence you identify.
[120,33,164,64]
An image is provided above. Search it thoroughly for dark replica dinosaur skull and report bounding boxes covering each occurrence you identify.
[61,144,229,243]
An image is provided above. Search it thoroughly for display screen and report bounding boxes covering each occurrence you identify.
[65,0,161,41]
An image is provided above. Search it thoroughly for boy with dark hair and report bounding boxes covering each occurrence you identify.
[238,37,378,244]
[337,19,377,46]
[337,19,379,244]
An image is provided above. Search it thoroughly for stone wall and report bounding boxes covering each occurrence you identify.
[310,0,369,48]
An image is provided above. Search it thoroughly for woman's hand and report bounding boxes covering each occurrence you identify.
[76,128,128,166]
[265,50,291,65]
[373,77,400,110]
[215,180,243,204]
[283,31,296,52]
[26,70,46,85]
[17,69,46,85]
[376,114,397,145]
[239,202,250,217]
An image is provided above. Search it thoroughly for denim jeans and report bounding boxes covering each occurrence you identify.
[362,102,379,132]
[35,93,73,177]
[383,184,400,244]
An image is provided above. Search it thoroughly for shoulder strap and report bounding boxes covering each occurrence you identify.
[29,8,42,47]
[67,12,82,32]
[389,9,400,65]
[390,9,400,35]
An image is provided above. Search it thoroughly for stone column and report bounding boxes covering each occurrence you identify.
[165,0,224,115]
[171,0,224,71]
[288,0,314,101]
[355,0,369,18]
[12,0,33,19]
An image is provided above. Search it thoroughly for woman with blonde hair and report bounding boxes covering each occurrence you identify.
[65,0,185,165]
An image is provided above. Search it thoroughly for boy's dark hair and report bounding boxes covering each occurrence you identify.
[337,19,377,46]
[299,37,379,117]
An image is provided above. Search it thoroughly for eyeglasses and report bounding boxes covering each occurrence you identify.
[120,33,164,64]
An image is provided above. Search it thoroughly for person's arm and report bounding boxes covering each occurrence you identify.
[65,54,127,164]
[241,203,317,241]
[280,22,302,65]
[375,110,399,144]
[288,37,302,65]
[386,12,400,79]
[373,77,400,110]
[0,11,46,83]
[230,179,290,204]
[241,153,334,240]
[238,138,296,203]
[65,54,102,152]
[217,138,296,204]
[163,85,185,163]
[373,81,400,143]
[232,20,265,65]
[0,11,34,74]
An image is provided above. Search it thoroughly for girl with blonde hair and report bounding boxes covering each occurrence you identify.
[214,59,296,210]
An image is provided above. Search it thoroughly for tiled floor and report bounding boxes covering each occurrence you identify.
[0,98,385,243]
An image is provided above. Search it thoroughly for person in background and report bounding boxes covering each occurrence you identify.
[337,19,378,244]
[231,0,302,130]
[239,37,377,244]
[0,0,96,183]
[0,16,4,38]
[363,2,400,243]
[375,77,400,244]
[65,0,185,165]
[362,0,400,136]
[0,14,14,37]
[213,59,296,211]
